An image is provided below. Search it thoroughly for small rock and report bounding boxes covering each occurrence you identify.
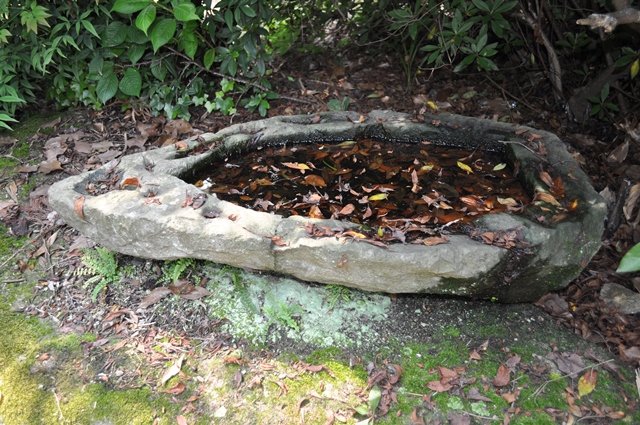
[600,283,640,314]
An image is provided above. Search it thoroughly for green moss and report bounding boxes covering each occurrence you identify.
[0,224,27,258]
[0,303,188,425]
[11,142,30,158]
[0,157,19,170]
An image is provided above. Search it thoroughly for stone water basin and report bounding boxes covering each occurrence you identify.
[48,111,606,302]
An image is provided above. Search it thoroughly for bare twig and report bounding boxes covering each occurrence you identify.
[513,11,563,102]
[0,234,40,270]
[532,359,613,398]
[483,75,543,115]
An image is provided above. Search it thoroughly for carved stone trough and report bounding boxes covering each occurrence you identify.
[48,111,606,302]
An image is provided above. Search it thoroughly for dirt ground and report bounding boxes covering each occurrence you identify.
[1,50,640,424]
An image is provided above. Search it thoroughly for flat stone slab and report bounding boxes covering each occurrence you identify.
[48,111,606,302]
[601,283,640,314]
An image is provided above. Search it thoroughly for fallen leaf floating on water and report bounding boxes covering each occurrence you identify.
[283,162,310,173]
[493,163,506,171]
[304,174,326,187]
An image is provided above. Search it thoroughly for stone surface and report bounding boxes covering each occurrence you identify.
[48,111,606,302]
[601,283,640,314]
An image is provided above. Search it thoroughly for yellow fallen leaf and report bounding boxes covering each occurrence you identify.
[578,370,597,396]
[282,162,310,172]
[493,163,506,171]
[368,193,388,201]
[497,197,517,206]
[427,101,438,111]
[457,161,473,174]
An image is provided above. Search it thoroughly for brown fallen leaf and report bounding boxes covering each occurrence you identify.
[423,235,449,246]
[121,177,141,189]
[410,408,425,424]
[139,287,172,309]
[304,174,326,187]
[38,160,63,174]
[338,203,355,215]
[165,381,186,395]
[533,191,561,207]
[492,364,510,387]
[174,141,188,150]
[426,380,452,392]
[74,196,85,220]
[179,286,212,300]
[501,392,518,403]
[176,415,187,425]
[467,387,492,402]
[166,118,193,135]
[15,165,38,173]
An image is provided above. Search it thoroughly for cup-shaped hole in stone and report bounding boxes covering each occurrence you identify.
[187,138,531,242]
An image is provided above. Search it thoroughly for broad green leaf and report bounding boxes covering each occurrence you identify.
[136,5,156,35]
[600,84,610,102]
[103,21,127,46]
[369,385,381,411]
[0,95,26,103]
[0,28,11,44]
[493,163,506,171]
[224,9,234,28]
[150,19,176,52]
[204,49,216,69]
[453,55,475,72]
[0,113,18,122]
[174,3,200,21]
[127,44,146,64]
[81,20,100,39]
[354,405,370,416]
[240,5,257,18]
[97,71,118,104]
[457,161,474,173]
[631,59,639,79]
[179,32,198,59]
[119,68,142,96]
[151,60,166,80]
[112,0,150,14]
[128,26,149,44]
[617,243,640,272]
